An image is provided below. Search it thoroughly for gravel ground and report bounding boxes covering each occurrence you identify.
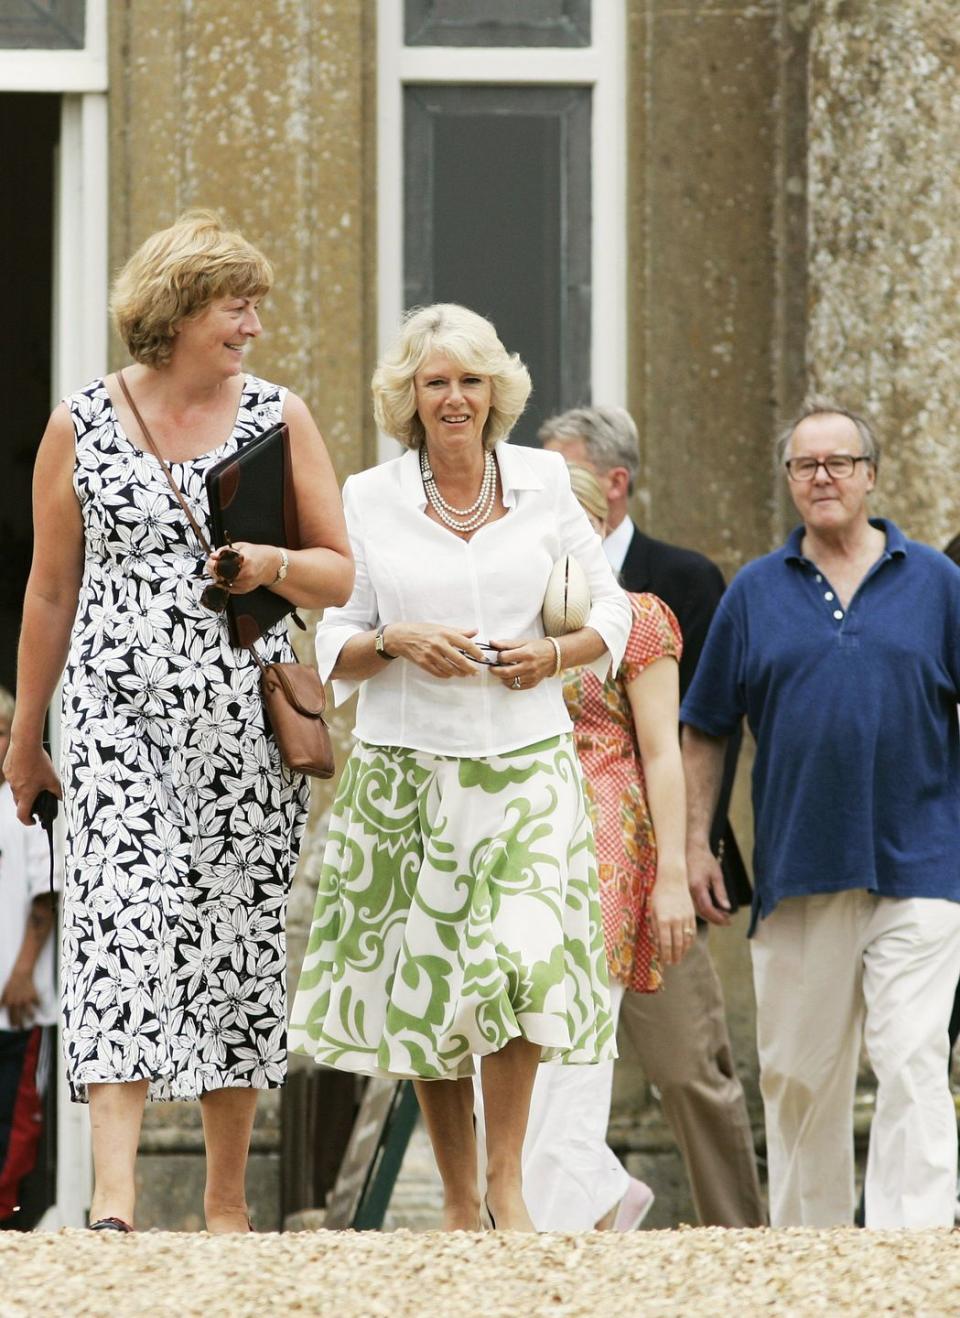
[2,1227,959,1317]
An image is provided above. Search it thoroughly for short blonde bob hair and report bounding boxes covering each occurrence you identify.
[372,303,531,450]
[110,210,273,369]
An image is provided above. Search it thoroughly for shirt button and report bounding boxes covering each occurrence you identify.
[815,574,823,582]
[824,591,834,601]
[833,609,844,620]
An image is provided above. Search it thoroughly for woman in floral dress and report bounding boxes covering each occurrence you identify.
[517,463,697,1230]
[3,212,353,1232]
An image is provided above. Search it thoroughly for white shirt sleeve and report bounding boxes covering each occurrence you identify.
[315,478,379,705]
[555,464,632,678]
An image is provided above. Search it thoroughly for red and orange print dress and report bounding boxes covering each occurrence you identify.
[562,592,682,993]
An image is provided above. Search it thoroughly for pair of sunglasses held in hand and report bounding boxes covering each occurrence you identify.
[201,540,242,614]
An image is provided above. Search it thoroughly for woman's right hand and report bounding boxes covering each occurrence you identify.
[381,624,487,678]
[4,740,62,826]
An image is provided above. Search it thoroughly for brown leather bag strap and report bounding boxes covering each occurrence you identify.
[116,368,213,557]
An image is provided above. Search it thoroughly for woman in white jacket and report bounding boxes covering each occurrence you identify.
[290,303,631,1231]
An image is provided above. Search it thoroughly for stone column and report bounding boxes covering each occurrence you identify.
[806,0,960,546]
[108,0,377,1229]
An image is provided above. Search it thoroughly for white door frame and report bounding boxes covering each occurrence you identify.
[0,0,108,1230]
[39,89,109,1232]
[376,0,626,462]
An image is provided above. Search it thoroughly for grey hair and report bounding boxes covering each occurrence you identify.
[537,406,641,495]
[776,397,881,469]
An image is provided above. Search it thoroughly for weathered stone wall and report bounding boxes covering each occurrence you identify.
[109,2,377,484]
[806,0,960,547]
[628,0,789,579]
[108,0,377,1229]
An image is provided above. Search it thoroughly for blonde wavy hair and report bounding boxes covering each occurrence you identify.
[567,463,608,524]
[110,210,273,369]
[372,304,532,450]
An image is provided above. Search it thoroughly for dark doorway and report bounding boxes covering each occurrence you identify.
[0,93,59,692]
[0,92,59,1232]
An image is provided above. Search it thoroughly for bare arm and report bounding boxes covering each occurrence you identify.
[626,656,695,966]
[4,405,84,822]
[682,723,732,926]
[1,894,56,1029]
[205,392,354,610]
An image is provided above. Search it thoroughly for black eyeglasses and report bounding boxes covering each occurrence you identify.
[200,546,242,613]
[784,455,873,482]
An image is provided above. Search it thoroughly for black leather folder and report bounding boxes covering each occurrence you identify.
[206,422,300,647]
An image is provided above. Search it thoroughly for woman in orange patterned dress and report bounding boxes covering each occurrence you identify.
[518,463,696,1230]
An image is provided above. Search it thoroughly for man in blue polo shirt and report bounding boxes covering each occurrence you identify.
[681,400,960,1229]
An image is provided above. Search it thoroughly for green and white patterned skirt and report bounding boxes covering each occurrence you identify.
[289,734,616,1080]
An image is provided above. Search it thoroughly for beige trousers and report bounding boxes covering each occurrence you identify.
[751,890,960,1228]
[617,929,765,1226]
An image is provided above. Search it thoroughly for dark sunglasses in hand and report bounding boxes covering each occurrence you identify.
[458,642,503,666]
[201,546,243,613]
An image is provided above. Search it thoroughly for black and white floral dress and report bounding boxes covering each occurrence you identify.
[60,375,309,1103]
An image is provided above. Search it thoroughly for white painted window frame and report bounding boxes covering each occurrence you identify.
[0,0,108,1232]
[0,0,107,92]
[376,0,626,461]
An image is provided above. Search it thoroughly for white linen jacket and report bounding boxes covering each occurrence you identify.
[316,441,631,757]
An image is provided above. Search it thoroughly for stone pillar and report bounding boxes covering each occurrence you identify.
[806,0,960,546]
[108,0,377,1230]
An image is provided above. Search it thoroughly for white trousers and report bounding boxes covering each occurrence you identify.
[751,889,960,1228]
[474,983,628,1230]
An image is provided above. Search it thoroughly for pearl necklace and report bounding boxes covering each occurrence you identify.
[421,448,498,532]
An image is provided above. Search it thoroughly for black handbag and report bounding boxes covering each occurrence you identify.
[206,425,303,647]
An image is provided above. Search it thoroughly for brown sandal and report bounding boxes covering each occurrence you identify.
[89,1217,133,1233]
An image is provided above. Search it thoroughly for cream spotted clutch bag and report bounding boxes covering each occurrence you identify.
[541,555,591,636]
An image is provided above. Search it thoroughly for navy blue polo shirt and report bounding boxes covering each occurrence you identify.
[680,519,960,932]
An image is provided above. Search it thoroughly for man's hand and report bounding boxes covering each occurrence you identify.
[687,842,733,926]
[1,967,40,1030]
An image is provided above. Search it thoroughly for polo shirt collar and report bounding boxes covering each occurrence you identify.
[783,517,907,564]
[398,440,543,510]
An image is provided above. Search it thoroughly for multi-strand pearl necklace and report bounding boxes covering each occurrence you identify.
[421,448,498,532]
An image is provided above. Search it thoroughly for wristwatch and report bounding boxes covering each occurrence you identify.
[374,625,396,660]
[272,548,289,585]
